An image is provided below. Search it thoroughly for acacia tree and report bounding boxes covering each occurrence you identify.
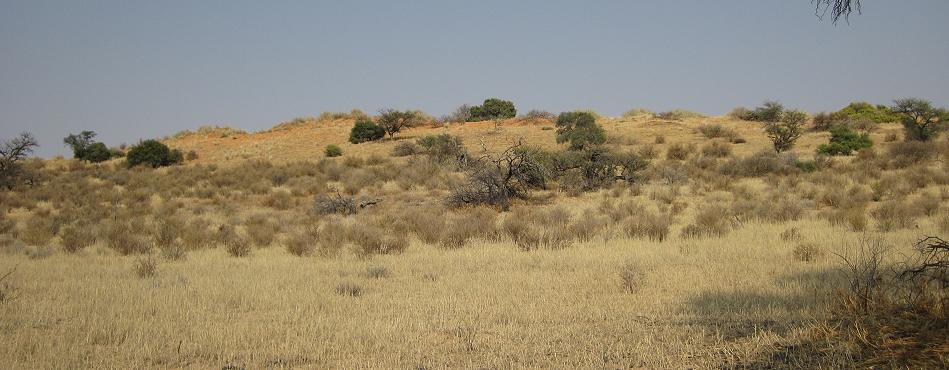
[555,111,606,151]
[376,109,423,139]
[892,98,948,141]
[0,132,39,190]
[765,109,808,153]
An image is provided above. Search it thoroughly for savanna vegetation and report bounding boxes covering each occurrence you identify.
[1,97,947,368]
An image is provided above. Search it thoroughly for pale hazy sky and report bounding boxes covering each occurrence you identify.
[2,0,948,157]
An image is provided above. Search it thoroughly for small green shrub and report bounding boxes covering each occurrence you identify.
[348,119,385,144]
[816,126,873,156]
[417,134,466,163]
[324,144,343,157]
[831,102,900,124]
[555,111,606,150]
[126,140,182,168]
[696,124,738,141]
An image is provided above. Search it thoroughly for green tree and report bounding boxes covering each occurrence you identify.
[324,144,343,157]
[63,131,97,159]
[376,109,422,139]
[348,119,385,144]
[555,111,606,151]
[892,98,948,141]
[765,109,808,153]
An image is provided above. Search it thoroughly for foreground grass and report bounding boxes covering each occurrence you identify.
[0,219,929,369]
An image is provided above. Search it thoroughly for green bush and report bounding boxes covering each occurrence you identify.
[126,140,182,168]
[555,111,606,151]
[82,142,112,163]
[348,119,385,144]
[467,98,516,121]
[831,102,900,124]
[816,126,873,156]
[765,109,808,153]
[324,144,343,157]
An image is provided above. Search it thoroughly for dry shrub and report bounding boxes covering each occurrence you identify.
[871,201,920,231]
[219,225,252,257]
[60,223,96,253]
[700,141,732,158]
[0,211,14,235]
[313,190,358,215]
[618,260,645,293]
[439,208,499,249]
[886,141,935,169]
[180,218,212,250]
[500,209,570,250]
[334,281,362,297]
[719,151,797,178]
[793,243,823,262]
[19,214,56,246]
[622,210,672,242]
[133,255,159,278]
[244,215,278,247]
[264,189,293,210]
[316,217,347,256]
[681,205,732,238]
[105,220,150,255]
[912,193,940,217]
[665,143,693,160]
[348,225,408,257]
[0,269,17,304]
[696,123,738,141]
[285,227,317,257]
[780,227,802,241]
[654,135,666,144]
[403,206,446,245]
[637,144,658,159]
[568,211,609,242]
[940,211,949,234]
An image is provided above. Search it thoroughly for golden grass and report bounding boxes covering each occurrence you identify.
[0,214,942,368]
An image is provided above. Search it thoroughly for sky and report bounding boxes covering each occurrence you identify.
[2,0,948,158]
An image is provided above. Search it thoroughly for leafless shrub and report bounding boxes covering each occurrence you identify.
[285,227,316,257]
[219,225,252,257]
[700,141,732,158]
[60,223,96,253]
[780,227,802,241]
[391,142,420,157]
[665,143,693,160]
[618,260,645,293]
[314,189,358,215]
[245,215,278,247]
[793,243,823,262]
[133,255,159,278]
[105,220,150,255]
[20,214,56,246]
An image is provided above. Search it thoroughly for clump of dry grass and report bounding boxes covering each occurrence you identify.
[19,214,57,247]
[780,227,802,241]
[348,225,408,257]
[361,266,390,279]
[284,227,316,257]
[244,214,279,247]
[334,281,363,297]
[132,255,159,278]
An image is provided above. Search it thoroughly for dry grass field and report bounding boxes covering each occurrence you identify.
[1,111,948,368]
